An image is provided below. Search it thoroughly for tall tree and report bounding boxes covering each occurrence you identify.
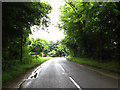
[2,2,52,62]
[59,2,120,61]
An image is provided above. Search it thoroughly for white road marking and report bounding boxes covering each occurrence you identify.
[59,63,82,90]
[69,77,82,90]
[59,64,65,72]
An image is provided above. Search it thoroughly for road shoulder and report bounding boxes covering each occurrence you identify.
[67,60,118,80]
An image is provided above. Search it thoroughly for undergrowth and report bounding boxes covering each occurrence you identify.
[2,55,51,85]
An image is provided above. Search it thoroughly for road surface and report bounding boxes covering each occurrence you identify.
[20,57,118,89]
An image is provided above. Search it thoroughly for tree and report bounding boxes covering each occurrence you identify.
[27,38,51,56]
[59,2,120,61]
[57,41,69,57]
[2,2,52,62]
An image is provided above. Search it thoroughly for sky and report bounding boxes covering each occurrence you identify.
[29,0,66,42]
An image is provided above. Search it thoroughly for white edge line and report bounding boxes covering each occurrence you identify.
[69,77,82,90]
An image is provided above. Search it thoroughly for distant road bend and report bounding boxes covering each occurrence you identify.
[20,57,118,89]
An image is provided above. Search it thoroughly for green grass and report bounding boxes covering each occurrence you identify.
[66,56,119,72]
[2,55,51,85]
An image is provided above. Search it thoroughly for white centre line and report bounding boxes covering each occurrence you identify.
[59,64,82,90]
[69,77,82,90]
[59,64,65,72]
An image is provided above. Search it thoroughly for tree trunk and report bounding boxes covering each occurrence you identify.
[20,35,23,63]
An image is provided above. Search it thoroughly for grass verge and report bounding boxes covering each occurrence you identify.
[2,56,51,85]
[65,56,119,72]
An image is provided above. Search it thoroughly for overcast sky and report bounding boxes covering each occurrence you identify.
[29,0,65,42]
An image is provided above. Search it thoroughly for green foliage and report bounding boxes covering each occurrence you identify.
[57,39,70,56]
[59,2,120,61]
[47,40,69,57]
[27,38,51,56]
[26,38,69,57]
[48,50,57,57]
[2,55,51,84]
[2,2,52,60]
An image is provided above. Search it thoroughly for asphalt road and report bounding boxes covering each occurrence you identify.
[20,57,118,89]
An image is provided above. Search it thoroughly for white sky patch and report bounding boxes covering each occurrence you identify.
[29,0,65,42]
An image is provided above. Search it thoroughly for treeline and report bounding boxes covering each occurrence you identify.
[2,2,52,62]
[59,2,120,61]
[27,38,69,57]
